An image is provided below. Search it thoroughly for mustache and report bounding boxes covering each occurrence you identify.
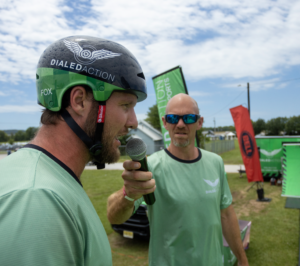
[116,130,129,138]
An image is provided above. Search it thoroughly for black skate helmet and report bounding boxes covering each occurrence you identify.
[36,36,147,168]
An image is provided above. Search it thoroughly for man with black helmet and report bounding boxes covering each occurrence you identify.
[0,36,154,266]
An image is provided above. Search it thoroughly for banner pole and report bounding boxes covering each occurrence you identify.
[247,83,250,118]
[179,67,189,94]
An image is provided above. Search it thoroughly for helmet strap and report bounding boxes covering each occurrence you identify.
[61,108,105,169]
[92,101,107,169]
[61,109,94,148]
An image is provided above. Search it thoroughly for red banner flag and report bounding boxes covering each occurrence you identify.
[230,105,264,182]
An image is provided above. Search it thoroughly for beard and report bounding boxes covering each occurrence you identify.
[173,138,190,147]
[84,101,120,164]
[96,126,121,164]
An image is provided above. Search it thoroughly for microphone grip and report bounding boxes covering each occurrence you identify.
[135,158,156,205]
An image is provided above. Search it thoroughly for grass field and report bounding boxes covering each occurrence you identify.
[81,169,299,266]
[219,139,244,165]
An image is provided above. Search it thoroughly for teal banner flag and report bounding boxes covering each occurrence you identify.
[282,143,300,198]
[152,66,198,148]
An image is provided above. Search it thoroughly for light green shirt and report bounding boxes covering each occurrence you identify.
[135,148,232,266]
[0,146,112,266]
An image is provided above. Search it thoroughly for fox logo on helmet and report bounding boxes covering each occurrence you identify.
[63,40,122,65]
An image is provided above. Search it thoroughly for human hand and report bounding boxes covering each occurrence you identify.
[122,160,156,200]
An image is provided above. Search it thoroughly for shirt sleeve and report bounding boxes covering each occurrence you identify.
[220,160,233,210]
[0,189,84,266]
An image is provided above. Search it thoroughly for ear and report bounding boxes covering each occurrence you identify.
[68,86,90,116]
[196,116,204,130]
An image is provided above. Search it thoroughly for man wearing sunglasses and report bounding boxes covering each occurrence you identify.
[107,93,248,266]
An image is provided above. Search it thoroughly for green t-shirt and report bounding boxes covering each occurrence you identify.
[0,145,112,266]
[135,148,232,266]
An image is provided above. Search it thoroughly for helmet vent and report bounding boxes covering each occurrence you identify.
[137,72,145,80]
[36,74,39,80]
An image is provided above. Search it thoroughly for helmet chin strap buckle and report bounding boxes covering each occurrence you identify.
[89,143,105,169]
[89,143,103,156]
[95,162,105,169]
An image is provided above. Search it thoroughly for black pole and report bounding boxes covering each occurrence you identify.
[247,82,250,118]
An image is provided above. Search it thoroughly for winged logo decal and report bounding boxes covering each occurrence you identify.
[203,179,219,187]
[63,40,122,65]
[260,148,282,157]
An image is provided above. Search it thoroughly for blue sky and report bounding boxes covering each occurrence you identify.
[0,0,299,130]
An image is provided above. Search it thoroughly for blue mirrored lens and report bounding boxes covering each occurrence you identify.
[183,114,197,124]
[166,114,179,124]
[166,114,199,124]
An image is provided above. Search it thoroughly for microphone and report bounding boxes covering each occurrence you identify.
[125,138,156,205]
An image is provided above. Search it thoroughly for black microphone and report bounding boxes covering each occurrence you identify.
[125,138,156,205]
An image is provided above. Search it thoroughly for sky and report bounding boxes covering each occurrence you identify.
[0,0,299,130]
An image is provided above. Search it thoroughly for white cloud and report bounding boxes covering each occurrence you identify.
[0,0,299,85]
[0,105,43,113]
[221,77,292,91]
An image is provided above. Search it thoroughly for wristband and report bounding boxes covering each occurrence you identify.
[123,186,135,202]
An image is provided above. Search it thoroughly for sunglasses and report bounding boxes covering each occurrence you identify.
[164,114,200,124]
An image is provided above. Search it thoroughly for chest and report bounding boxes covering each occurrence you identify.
[151,162,222,208]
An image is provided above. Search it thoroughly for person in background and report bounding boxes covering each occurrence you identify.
[107,93,248,266]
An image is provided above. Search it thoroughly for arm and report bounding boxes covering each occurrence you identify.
[107,160,155,224]
[107,188,135,224]
[221,205,249,266]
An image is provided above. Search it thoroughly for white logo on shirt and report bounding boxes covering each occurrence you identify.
[206,189,217,194]
[203,179,219,187]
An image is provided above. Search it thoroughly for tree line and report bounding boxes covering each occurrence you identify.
[1,110,299,144]
[203,116,300,136]
[0,127,39,143]
[145,104,300,136]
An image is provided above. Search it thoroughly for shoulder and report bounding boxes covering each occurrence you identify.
[0,188,76,224]
[0,188,84,264]
[199,149,226,179]
[146,150,168,173]
[0,148,84,215]
[147,149,166,165]
[200,148,223,164]
[0,148,42,195]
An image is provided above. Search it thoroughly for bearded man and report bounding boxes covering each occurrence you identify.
[0,36,154,266]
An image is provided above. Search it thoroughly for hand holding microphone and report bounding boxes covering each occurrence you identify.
[124,138,156,205]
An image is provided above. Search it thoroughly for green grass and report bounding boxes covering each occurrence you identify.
[227,174,299,266]
[81,169,150,265]
[81,170,124,235]
[81,169,299,266]
[219,139,243,164]
[118,155,131,163]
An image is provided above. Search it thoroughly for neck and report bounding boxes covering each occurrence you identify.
[167,142,198,161]
[31,122,90,179]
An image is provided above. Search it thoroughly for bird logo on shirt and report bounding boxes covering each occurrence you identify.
[203,179,219,187]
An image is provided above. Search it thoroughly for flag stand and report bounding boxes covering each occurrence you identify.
[247,182,272,202]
